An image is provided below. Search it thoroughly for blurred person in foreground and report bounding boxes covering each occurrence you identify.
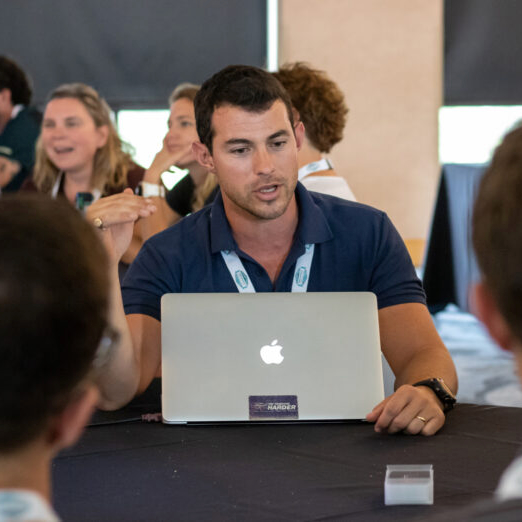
[425,124,522,520]
[273,62,355,201]
[0,194,111,521]
[0,56,41,193]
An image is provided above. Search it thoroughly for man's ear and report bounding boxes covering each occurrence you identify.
[294,121,305,152]
[47,384,99,451]
[0,88,12,104]
[0,88,12,113]
[472,282,514,351]
[192,141,216,173]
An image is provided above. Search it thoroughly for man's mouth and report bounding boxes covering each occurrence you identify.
[259,185,277,194]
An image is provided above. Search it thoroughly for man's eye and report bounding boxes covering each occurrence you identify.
[180,121,194,128]
[271,140,287,148]
[231,147,248,155]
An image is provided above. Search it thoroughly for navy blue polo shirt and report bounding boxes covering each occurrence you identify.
[122,183,426,321]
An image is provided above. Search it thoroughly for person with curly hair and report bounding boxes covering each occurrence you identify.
[0,56,41,193]
[273,62,355,200]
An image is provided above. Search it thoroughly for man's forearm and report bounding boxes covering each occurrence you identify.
[95,263,140,410]
[393,348,458,395]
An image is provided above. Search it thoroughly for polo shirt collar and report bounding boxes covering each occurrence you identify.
[209,191,237,254]
[209,182,333,255]
[294,181,333,245]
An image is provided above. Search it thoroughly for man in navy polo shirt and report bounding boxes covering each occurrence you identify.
[88,65,457,436]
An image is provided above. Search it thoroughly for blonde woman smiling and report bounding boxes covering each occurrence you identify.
[23,83,144,265]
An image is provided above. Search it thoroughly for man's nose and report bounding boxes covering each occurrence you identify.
[254,147,275,176]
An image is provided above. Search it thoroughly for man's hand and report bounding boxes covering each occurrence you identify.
[0,156,20,188]
[85,189,157,262]
[366,384,445,436]
[368,302,458,436]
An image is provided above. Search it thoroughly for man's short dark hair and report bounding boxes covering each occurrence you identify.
[0,56,32,106]
[473,124,522,343]
[194,64,295,153]
[0,194,109,451]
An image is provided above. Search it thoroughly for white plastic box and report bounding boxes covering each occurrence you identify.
[384,464,434,505]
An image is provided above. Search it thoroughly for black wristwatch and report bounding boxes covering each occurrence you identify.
[413,378,456,413]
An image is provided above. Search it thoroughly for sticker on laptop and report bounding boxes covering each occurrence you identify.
[249,395,299,420]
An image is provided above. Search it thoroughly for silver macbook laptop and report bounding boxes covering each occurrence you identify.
[161,292,384,424]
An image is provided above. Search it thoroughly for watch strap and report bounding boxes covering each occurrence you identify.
[413,378,456,413]
[140,181,165,198]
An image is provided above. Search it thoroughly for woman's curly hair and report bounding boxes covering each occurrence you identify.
[273,62,348,153]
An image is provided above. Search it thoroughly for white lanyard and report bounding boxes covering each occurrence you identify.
[221,244,315,293]
[298,158,333,181]
[51,172,101,201]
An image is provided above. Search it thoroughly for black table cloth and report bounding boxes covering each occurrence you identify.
[52,379,522,521]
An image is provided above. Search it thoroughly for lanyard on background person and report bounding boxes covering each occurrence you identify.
[221,244,315,293]
[297,158,333,181]
[51,172,101,201]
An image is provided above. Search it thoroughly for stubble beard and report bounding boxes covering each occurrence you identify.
[224,177,297,221]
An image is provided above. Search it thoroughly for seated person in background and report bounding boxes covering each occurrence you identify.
[139,82,217,242]
[22,83,145,268]
[85,65,457,436]
[272,62,355,200]
[0,194,110,521]
[0,56,41,193]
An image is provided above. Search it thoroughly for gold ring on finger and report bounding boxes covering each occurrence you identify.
[93,217,105,230]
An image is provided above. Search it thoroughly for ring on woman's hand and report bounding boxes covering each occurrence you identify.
[416,415,428,424]
[93,217,105,230]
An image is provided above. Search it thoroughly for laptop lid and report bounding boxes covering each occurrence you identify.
[161,292,384,423]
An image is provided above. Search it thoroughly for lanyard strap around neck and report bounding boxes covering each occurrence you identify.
[298,158,333,181]
[221,244,315,293]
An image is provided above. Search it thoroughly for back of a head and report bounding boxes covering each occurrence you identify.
[472,125,522,343]
[0,55,32,106]
[194,64,294,152]
[273,62,348,154]
[0,194,109,452]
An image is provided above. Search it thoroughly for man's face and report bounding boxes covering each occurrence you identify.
[202,100,303,222]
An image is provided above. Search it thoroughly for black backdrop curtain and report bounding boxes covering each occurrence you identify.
[1,0,266,109]
[445,0,522,105]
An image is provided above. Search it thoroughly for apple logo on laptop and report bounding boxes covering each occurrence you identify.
[260,339,284,365]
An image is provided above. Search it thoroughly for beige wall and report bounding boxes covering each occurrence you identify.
[279,0,443,244]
